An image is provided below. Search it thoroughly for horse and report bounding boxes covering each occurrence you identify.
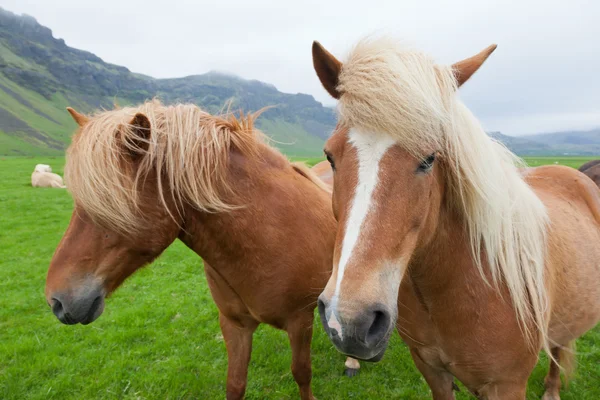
[44,102,360,400]
[579,160,600,188]
[577,159,600,173]
[311,160,334,188]
[311,37,600,399]
[31,164,66,188]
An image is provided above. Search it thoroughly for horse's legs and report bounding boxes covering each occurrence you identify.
[344,357,360,377]
[542,347,562,400]
[219,312,258,400]
[410,348,455,400]
[287,312,315,400]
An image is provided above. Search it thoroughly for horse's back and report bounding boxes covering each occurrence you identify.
[578,159,600,173]
[526,165,600,344]
[526,165,600,224]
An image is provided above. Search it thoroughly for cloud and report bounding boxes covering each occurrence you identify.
[2,0,598,135]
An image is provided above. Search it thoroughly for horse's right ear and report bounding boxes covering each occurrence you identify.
[120,113,152,157]
[312,41,343,99]
[452,44,497,87]
[66,107,89,126]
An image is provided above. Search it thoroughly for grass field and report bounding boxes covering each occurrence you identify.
[1,156,599,399]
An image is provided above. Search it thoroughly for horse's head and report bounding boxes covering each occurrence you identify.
[312,39,496,360]
[45,107,181,325]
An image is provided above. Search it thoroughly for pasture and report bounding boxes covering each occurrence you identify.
[0,156,598,399]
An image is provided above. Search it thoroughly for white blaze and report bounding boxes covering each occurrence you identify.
[327,129,395,330]
[328,313,343,340]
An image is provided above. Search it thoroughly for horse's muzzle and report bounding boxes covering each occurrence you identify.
[318,295,394,362]
[49,286,105,325]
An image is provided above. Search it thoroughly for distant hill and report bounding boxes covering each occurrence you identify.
[0,8,333,156]
[489,132,552,155]
[522,129,600,155]
[489,129,600,156]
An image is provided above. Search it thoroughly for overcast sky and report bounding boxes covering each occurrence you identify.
[2,0,599,135]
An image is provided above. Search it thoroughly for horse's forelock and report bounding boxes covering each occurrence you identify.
[65,100,265,234]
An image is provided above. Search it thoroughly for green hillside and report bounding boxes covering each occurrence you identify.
[0,8,333,157]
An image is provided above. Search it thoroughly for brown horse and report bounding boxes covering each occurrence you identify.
[579,160,600,188]
[44,102,359,400]
[578,159,600,173]
[312,37,600,399]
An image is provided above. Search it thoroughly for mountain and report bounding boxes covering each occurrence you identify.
[490,129,600,156]
[522,129,600,155]
[0,8,333,156]
[488,132,553,155]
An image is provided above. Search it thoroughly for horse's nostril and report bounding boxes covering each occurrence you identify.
[51,297,76,324]
[85,295,102,322]
[317,298,327,319]
[365,308,391,346]
[51,298,63,317]
[317,296,335,337]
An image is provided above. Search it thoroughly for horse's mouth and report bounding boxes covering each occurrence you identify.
[348,346,387,363]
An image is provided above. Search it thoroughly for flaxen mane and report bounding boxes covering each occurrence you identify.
[291,162,332,194]
[65,100,265,234]
[337,37,550,349]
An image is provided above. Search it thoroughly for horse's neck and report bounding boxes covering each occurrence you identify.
[178,145,335,272]
[408,201,492,303]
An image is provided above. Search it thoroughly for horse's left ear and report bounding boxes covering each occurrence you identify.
[120,113,152,157]
[452,44,497,87]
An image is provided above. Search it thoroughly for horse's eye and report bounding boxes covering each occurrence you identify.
[325,152,335,171]
[417,153,436,173]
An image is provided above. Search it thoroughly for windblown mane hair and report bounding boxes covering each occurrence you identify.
[65,100,265,234]
[291,162,332,194]
[338,37,550,349]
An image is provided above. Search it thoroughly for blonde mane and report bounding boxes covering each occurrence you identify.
[65,100,265,234]
[291,162,333,194]
[337,37,550,348]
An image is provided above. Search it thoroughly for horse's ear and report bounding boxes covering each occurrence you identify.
[120,113,152,157]
[312,41,343,99]
[66,107,89,126]
[452,44,497,87]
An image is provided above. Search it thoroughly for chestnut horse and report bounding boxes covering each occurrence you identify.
[44,101,359,400]
[312,37,600,399]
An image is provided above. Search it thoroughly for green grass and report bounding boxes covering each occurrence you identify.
[0,157,598,399]
[523,156,599,169]
[258,119,325,158]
